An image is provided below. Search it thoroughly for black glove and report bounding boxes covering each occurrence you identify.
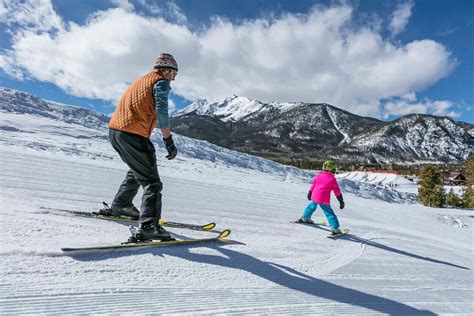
[163,135,177,160]
[307,191,312,200]
[336,194,345,209]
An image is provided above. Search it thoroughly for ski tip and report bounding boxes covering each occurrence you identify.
[218,229,231,239]
[202,222,217,230]
[159,220,217,231]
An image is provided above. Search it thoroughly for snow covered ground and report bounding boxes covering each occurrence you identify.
[338,171,467,196]
[1,112,473,315]
[337,171,418,193]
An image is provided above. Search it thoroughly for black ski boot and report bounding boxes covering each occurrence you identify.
[330,228,342,236]
[99,202,139,219]
[131,218,173,242]
[111,205,139,219]
[296,217,314,224]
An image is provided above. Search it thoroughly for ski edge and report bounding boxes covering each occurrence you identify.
[61,229,232,252]
[291,220,328,226]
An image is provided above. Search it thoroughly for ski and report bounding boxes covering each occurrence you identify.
[40,206,219,233]
[327,228,350,239]
[158,219,217,232]
[61,229,232,252]
[291,220,328,226]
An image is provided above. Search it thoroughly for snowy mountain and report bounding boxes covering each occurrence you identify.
[0,87,109,131]
[349,114,473,163]
[0,87,312,178]
[172,95,473,164]
[0,87,472,314]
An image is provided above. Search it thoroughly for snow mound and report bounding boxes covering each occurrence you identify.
[338,178,417,204]
[155,132,311,180]
[437,214,468,228]
[338,171,415,187]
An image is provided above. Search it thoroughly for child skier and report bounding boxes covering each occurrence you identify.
[298,160,345,236]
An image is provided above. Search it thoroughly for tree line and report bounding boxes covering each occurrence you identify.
[418,154,473,208]
[274,154,473,209]
[273,158,463,176]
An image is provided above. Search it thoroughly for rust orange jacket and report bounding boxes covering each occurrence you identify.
[108,71,164,138]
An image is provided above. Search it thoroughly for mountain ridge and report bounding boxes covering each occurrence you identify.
[0,87,109,131]
[1,87,472,164]
[171,95,473,164]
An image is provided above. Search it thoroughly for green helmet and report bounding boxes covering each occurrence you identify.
[322,160,336,171]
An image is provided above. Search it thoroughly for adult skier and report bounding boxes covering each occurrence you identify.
[106,53,178,240]
[298,160,345,236]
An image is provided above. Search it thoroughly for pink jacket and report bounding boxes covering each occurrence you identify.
[309,171,342,205]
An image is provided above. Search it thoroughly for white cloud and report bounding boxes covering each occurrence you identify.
[167,97,176,112]
[138,0,161,15]
[0,0,63,31]
[400,92,417,101]
[389,1,414,36]
[1,6,197,100]
[0,1,457,119]
[0,2,8,20]
[111,0,135,12]
[383,95,460,119]
[166,0,187,25]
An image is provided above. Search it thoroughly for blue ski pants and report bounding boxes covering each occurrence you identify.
[302,201,340,228]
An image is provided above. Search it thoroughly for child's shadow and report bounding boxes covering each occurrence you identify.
[73,243,435,315]
[334,234,469,270]
[302,225,469,270]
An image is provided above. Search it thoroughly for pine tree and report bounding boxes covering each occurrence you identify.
[460,187,473,208]
[446,188,462,208]
[418,165,446,207]
[461,154,474,207]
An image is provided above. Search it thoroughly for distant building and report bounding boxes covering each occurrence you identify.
[404,175,418,182]
[440,172,466,185]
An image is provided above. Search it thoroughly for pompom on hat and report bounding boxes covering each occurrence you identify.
[154,53,178,71]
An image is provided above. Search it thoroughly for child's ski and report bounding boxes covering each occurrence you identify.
[40,206,219,233]
[61,229,232,252]
[291,219,328,226]
[327,228,350,239]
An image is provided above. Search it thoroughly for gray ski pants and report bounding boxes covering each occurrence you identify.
[109,129,163,221]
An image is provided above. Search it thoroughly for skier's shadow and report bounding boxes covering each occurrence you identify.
[157,244,436,315]
[72,242,434,315]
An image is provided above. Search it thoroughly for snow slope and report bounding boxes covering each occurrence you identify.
[338,171,419,195]
[1,112,473,315]
[337,171,467,197]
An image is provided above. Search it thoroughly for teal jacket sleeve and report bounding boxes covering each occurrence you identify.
[153,80,171,129]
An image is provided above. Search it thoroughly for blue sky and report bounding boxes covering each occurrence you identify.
[0,0,472,123]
